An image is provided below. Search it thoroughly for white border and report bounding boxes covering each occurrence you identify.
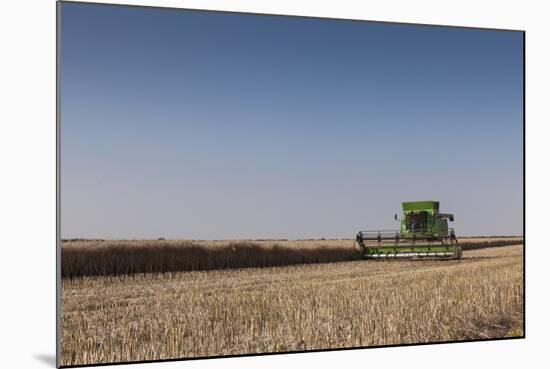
[2,1,549,368]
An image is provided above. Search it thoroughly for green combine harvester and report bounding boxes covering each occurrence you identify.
[355,201,462,259]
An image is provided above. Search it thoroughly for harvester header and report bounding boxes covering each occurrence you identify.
[356,201,462,259]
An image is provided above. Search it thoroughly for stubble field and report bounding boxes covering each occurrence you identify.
[60,239,523,366]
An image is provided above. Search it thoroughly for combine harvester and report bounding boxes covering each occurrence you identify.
[356,201,462,259]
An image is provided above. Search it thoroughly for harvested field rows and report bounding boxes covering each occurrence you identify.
[60,244,524,366]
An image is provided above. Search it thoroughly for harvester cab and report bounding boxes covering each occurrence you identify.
[356,201,462,259]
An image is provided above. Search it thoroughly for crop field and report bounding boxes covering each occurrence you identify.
[60,239,523,366]
[61,237,522,278]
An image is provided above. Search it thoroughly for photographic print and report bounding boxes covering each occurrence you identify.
[58,1,524,366]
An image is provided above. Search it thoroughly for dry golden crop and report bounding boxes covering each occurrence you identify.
[60,243,523,366]
[61,237,522,278]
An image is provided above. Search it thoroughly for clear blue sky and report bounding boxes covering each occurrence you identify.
[60,2,523,239]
